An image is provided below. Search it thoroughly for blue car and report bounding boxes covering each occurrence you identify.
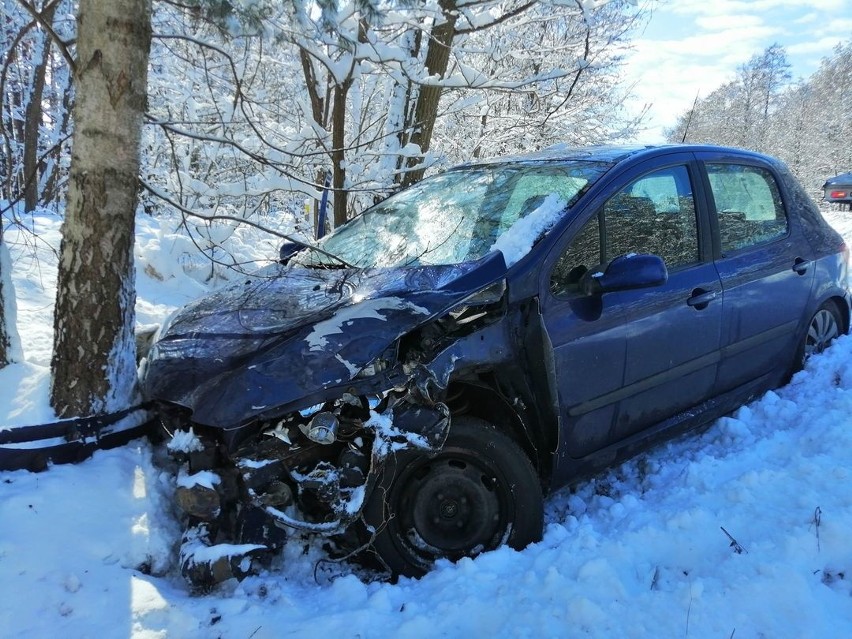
[142,145,851,584]
[823,172,852,209]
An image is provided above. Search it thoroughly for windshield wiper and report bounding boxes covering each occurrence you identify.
[301,259,350,270]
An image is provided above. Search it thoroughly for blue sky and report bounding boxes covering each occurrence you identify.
[623,0,852,142]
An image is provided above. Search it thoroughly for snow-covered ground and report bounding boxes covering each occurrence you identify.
[2,209,852,638]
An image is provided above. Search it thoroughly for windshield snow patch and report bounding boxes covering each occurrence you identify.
[491,193,567,266]
[305,297,430,352]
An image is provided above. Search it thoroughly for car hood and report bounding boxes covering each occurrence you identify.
[141,252,507,428]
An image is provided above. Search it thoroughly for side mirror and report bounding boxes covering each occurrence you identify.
[279,241,301,264]
[582,253,668,295]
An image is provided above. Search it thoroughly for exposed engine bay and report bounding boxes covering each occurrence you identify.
[160,383,450,587]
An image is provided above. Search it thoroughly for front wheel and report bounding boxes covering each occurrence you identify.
[364,416,543,577]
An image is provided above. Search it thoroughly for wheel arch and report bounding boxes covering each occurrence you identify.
[803,294,851,339]
[822,294,851,335]
[363,412,544,577]
[444,377,553,491]
[790,294,848,377]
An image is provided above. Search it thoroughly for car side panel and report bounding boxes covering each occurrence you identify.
[542,152,723,461]
[612,262,723,439]
[714,237,814,389]
[695,154,817,390]
[544,295,625,459]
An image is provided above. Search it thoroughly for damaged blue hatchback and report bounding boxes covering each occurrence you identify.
[142,145,851,585]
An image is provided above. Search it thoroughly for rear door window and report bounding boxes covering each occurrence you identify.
[706,163,788,253]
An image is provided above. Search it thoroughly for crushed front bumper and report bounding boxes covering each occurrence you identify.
[164,387,450,587]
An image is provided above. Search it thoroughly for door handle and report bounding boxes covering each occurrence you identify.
[687,289,717,309]
[792,258,810,275]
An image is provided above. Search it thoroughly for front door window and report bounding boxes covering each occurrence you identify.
[550,165,699,295]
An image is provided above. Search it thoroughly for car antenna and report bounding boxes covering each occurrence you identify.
[681,90,700,143]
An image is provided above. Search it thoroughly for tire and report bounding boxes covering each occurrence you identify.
[796,302,842,370]
[364,416,543,577]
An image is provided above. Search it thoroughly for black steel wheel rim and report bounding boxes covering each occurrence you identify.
[389,449,511,564]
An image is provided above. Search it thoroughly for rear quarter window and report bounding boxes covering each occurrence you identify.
[706,163,788,253]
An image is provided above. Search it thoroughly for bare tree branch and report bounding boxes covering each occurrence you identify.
[14,0,76,73]
[140,178,354,267]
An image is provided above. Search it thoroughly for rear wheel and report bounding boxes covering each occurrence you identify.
[364,416,543,577]
[796,302,842,370]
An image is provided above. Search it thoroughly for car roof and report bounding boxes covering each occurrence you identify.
[452,143,774,169]
[824,172,852,186]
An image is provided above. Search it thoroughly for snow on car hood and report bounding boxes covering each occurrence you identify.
[142,252,507,429]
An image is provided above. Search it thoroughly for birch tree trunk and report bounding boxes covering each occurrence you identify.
[50,0,151,417]
[0,222,22,368]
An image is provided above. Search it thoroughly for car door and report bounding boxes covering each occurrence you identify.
[542,157,722,466]
[699,158,816,391]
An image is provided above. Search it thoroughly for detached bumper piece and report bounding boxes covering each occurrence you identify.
[0,404,156,472]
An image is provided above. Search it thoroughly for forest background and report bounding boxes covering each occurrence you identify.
[1,0,850,417]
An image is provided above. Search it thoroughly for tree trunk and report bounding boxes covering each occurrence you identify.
[331,81,350,227]
[0,222,22,368]
[0,223,8,368]
[330,19,369,227]
[42,79,73,206]
[299,48,325,125]
[23,2,57,212]
[50,0,151,417]
[402,0,458,188]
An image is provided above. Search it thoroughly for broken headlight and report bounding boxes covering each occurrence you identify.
[354,342,398,379]
[456,277,506,308]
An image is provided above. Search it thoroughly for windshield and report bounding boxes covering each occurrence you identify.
[293,161,610,269]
